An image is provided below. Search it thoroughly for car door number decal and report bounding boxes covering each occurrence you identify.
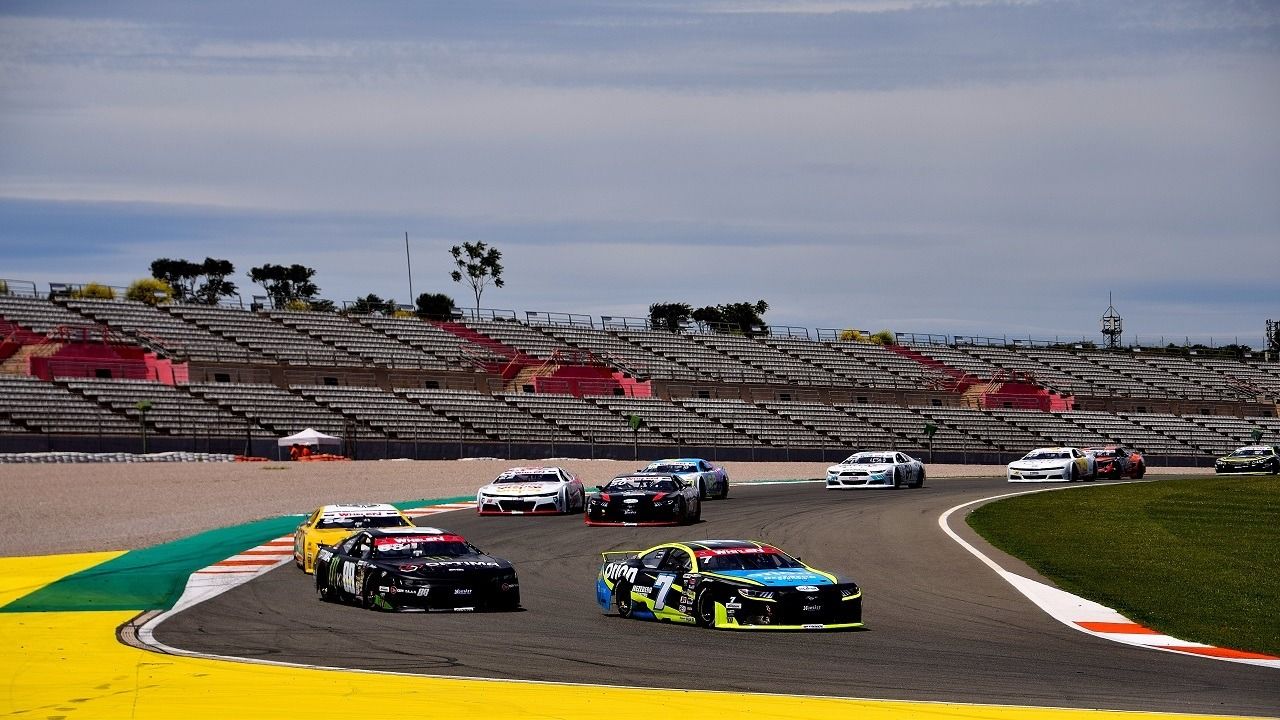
[653,573,677,610]
[341,562,357,594]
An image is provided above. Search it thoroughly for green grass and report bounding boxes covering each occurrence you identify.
[968,476,1280,656]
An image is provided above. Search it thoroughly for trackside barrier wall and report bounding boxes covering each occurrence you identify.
[0,434,1218,466]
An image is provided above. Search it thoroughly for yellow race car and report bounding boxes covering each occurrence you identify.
[293,503,414,573]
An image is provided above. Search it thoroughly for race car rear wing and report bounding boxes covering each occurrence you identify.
[600,550,640,562]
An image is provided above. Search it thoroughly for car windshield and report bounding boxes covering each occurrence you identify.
[606,477,677,492]
[1085,448,1117,457]
[1023,451,1070,460]
[316,514,410,530]
[847,455,892,464]
[372,536,473,559]
[1229,448,1270,457]
[697,548,804,571]
[494,472,559,484]
[647,463,697,473]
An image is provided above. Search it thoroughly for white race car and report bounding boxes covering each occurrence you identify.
[1007,447,1097,483]
[826,451,925,489]
[476,466,586,515]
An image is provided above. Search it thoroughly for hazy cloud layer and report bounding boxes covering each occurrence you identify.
[1,1,1277,345]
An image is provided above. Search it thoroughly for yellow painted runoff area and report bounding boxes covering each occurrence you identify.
[0,550,122,607]
[0,554,1255,720]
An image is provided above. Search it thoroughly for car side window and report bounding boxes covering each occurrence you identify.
[895,453,907,463]
[698,461,710,471]
[659,549,692,574]
[355,538,373,559]
[337,535,360,555]
[639,548,668,569]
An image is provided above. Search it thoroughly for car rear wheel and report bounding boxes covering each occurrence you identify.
[316,575,334,603]
[698,480,708,501]
[718,478,729,499]
[615,582,635,618]
[893,468,902,489]
[914,468,926,488]
[1069,465,1079,482]
[692,498,702,523]
[1271,459,1279,475]
[1134,463,1145,479]
[694,590,716,628]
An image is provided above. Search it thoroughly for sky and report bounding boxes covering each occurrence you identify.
[1,0,1277,347]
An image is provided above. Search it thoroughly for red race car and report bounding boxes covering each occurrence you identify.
[1084,445,1146,479]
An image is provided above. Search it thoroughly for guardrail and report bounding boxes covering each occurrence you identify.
[526,310,595,328]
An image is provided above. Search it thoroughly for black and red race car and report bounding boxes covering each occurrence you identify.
[1083,445,1146,479]
[585,472,702,526]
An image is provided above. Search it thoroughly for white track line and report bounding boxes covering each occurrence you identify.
[938,484,1280,669]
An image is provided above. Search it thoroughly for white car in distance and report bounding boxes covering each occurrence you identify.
[1007,447,1097,483]
[826,451,925,489]
[476,466,586,515]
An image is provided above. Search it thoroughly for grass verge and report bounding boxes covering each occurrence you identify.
[967,476,1280,656]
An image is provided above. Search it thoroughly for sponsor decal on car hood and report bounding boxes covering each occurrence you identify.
[715,569,834,587]
[828,463,893,473]
[478,482,563,497]
[1009,459,1072,470]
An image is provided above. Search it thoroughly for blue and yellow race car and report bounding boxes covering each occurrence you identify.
[596,539,862,630]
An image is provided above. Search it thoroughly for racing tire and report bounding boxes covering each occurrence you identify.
[914,468,926,489]
[1134,463,1145,479]
[718,479,729,500]
[676,498,688,524]
[694,590,716,629]
[361,578,389,612]
[892,468,902,489]
[692,498,702,523]
[316,577,335,603]
[615,582,635,618]
[698,481,708,501]
[1069,465,1079,482]
[1084,465,1096,482]
[1272,459,1279,475]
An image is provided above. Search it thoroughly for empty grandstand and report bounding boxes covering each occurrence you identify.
[2,288,1278,462]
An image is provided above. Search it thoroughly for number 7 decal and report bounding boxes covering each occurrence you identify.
[653,573,676,610]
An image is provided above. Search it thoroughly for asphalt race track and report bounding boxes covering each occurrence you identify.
[154,478,1280,717]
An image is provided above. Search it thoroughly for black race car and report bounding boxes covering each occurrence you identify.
[314,526,520,611]
[585,472,702,526]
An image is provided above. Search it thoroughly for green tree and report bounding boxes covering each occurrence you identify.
[869,329,896,345]
[449,241,504,310]
[71,283,115,300]
[150,258,202,301]
[192,258,238,304]
[348,293,389,315]
[150,257,238,304]
[693,300,769,336]
[126,278,174,306]
[247,263,320,309]
[648,302,692,332]
[415,292,456,319]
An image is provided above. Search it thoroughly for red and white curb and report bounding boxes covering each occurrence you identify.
[136,501,476,646]
[939,487,1280,669]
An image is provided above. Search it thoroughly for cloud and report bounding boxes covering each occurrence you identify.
[1,2,1278,346]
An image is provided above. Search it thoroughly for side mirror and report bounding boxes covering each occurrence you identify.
[595,486,605,493]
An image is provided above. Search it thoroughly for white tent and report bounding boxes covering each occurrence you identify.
[277,428,343,458]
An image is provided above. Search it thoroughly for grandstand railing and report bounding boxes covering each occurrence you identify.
[0,279,39,298]
[767,325,811,340]
[454,307,518,322]
[525,310,595,328]
[815,328,873,342]
[599,315,650,331]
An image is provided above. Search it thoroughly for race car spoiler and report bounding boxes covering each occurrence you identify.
[600,550,641,562]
